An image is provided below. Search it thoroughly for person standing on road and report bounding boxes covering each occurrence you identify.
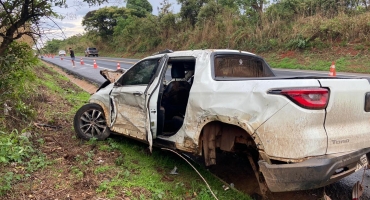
[69,47,75,67]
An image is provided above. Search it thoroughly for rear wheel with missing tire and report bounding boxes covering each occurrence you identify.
[73,103,110,140]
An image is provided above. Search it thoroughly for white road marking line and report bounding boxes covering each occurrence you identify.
[76,63,110,70]
[77,57,136,64]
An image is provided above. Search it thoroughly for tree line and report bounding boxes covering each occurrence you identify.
[42,0,370,55]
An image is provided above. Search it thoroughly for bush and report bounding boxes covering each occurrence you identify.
[0,42,38,129]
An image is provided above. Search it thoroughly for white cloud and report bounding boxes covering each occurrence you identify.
[39,0,180,45]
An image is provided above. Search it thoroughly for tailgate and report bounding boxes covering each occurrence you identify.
[319,79,370,154]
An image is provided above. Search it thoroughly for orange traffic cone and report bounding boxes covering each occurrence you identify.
[93,60,98,69]
[52,54,54,58]
[117,62,121,70]
[61,56,63,60]
[329,61,336,77]
[80,58,84,65]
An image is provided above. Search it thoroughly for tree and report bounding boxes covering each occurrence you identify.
[177,0,210,26]
[0,0,53,55]
[237,0,267,14]
[126,0,153,17]
[218,0,239,10]
[82,6,129,38]
[0,0,108,56]
[158,0,173,16]
[43,38,63,53]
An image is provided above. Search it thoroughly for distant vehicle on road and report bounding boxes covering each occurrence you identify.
[85,47,98,57]
[59,50,66,56]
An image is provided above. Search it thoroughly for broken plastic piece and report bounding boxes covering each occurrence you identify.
[170,166,178,175]
[4,103,11,115]
[352,181,363,200]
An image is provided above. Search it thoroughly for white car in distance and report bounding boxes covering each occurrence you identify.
[59,50,66,56]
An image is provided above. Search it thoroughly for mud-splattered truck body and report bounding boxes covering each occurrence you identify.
[74,49,370,192]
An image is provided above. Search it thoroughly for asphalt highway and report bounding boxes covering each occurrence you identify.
[42,55,370,84]
[41,55,370,199]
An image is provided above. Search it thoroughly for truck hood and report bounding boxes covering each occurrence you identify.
[100,69,126,83]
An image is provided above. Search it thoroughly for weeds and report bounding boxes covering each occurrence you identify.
[0,130,50,195]
[0,130,34,164]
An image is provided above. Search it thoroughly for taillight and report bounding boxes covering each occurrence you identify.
[270,88,329,110]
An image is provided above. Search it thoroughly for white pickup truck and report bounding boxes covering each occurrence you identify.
[73,49,370,194]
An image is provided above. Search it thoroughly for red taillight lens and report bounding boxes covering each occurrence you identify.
[275,88,329,110]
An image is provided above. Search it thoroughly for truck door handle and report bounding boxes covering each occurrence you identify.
[133,92,143,96]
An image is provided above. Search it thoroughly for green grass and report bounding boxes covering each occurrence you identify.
[0,130,50,195]
[266,54,370,74]
[92,137,251,200]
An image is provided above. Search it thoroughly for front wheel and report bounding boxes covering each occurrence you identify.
[73,103,110,140]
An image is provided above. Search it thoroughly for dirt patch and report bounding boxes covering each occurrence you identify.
[2,64,120,200]
[280,51,296,59]
[44,62,99,94]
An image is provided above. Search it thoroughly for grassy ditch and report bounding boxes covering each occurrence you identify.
[0,63,251,200]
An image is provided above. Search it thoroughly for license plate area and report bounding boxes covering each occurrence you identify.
[355,154,368,172]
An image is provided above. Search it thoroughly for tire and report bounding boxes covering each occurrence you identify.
[96,54,99,57]
[73,103,110,140]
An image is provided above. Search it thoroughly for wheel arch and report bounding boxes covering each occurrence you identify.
[90,99,111,127]
[194,116,267,166]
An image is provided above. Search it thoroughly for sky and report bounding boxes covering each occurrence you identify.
[45,0,180,41]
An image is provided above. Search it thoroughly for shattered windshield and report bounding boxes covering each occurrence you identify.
[119,59,160,85]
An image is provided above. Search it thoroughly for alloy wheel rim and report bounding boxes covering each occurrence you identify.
[79,109,107,138]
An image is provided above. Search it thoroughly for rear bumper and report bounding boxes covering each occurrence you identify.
[259,148,370,192]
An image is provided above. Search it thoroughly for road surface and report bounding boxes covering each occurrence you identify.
[41,55,370,200]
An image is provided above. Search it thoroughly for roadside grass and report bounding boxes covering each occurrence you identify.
[264,50,370,74]
[1,63,251,199]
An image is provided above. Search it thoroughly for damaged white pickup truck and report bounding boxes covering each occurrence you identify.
[73,49,370,194]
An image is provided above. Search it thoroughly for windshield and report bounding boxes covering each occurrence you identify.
[88,48,96,50]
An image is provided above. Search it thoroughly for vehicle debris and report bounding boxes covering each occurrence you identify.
[34,122,61,130]
[3,102,11,115]
[352,181,363,200]
[169,166,178,175]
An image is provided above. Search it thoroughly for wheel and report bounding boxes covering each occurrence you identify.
[96,54,99,57]
[73,103,110,140]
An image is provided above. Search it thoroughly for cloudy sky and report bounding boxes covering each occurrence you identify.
[44,0,180,41]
